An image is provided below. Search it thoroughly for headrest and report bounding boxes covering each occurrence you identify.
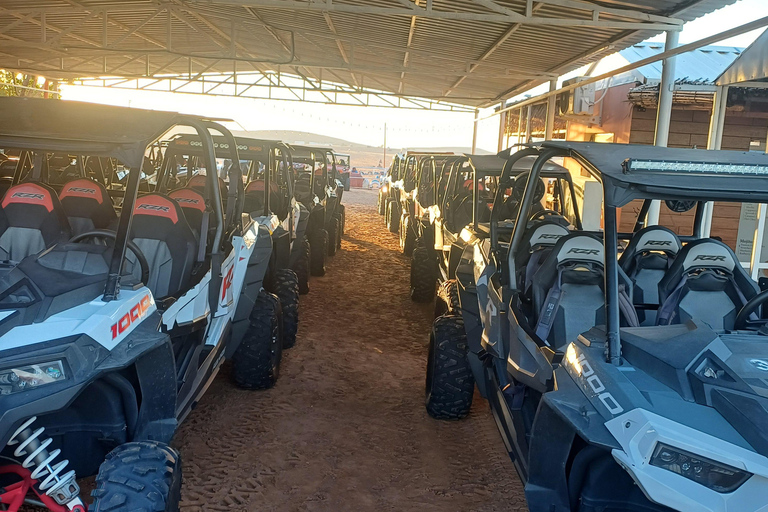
[59,178,106,204]
[169,188,206,212]
[679,239,735,272]
[527,222,569,249]
[188,175,228,193]
[2,183,55,212]
[133,194,180,224]
[555,234,604,265]
[245,180,279,194]
[631,226,681,255]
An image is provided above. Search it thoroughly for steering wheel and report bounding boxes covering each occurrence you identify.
[70,230,151,285]
[529,209,563,224]
[734,289,768,330]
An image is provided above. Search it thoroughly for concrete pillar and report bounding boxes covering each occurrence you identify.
[471,109,479,154]
[701,85,728,237]
[545,79,557,140]
[525,104,533,143]
[498,102,507,152]
[647,30,680,226]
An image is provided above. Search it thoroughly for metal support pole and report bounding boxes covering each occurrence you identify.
[498,102,507,152]
[525,104,533,143]
[702,85,729,237]
[604,202,621,366]
[545,78,557,140]
[517,107,524,145]
[471,109,479,154]
[647,30,680,226]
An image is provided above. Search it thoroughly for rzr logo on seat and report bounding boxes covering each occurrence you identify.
[137,203,170,213]
[67,187,96,194]
[110,294,152,339]
[539,233,564,240]
[176,198,200,205]
[12,192,44,200]
[693,254,726,262]
[568,247,599,255]
[646,240,672,246]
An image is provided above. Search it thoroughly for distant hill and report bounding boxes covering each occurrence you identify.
[235,130,492,168]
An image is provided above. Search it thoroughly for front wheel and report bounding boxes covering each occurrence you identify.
[272,269,300,349]
[425,315,474,420]
[292,236,311,295]
[232,291,283,389]
[91,441,181,512]
[310,229,328,276]
[386,201,400,234]
[378,194,386,216]
[410,244,437,302]
[327,217,338,256]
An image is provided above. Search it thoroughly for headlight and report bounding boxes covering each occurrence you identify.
[0,360,67,395]
[381,185,388,193]
[650,443,752,493]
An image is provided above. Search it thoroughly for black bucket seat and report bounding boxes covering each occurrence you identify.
[0,182,71,262]
[129,193,197,298]
[59,178,118,237]
[619,226,681,325]
[657,238,758,331]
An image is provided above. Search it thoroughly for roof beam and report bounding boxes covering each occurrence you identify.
[444,2,545,97]
[191,0,683,30]
[398,0,420,94]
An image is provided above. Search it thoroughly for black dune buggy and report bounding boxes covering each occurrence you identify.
[426,142,768,512]
[0,97,287,511]
[411,151,580,307]
[291,146,344,276]
[156,134,303,347]
[379,153,403,229]
[397,153,454,257]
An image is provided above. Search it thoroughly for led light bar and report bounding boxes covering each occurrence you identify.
[623,159,768,176]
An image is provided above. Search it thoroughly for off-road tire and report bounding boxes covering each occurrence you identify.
[400,215,416,256]
[410,244,437,303]
[378,193,386,215]
[273,269,300,349]
[309,229,328,276]
[434,279,461,318]
[91,441,181,512]
[425,315,474,420]
[292,236,310,295]
[339,204,346,235]
[232,291,283,389]
[334,214,343,250]
[327,216,338,256]
[386,201,400,234]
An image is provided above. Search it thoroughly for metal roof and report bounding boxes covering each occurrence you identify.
[718,28,768,85]
[0,0,738,107]
[619,41,742,84]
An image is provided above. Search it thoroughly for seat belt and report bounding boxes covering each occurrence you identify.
[535,271,563,342]
[618,284,640,327]
[657,275,688,325]
[197,210,209,263]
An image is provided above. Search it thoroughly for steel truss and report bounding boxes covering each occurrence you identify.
[72,71,476,111]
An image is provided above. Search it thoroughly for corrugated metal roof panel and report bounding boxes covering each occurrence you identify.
[619,41,743,83]
[0,0,742,106]
[718,28,768,85]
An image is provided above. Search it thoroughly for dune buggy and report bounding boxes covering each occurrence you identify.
[427,142,768,512]
[0,97,285,511]
[411,151,580,306]
[291,146,344,276]
[156,134,303,347]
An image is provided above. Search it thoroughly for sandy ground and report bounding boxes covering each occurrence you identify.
[172,189,526,511]
[29,189,527,511]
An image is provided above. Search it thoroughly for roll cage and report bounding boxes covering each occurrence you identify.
[503,141,768,366]
[0,97,238,304]
[159,134,294,219]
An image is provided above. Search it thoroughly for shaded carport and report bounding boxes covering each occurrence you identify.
[0,0,741,110]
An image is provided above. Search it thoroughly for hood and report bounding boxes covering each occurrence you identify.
[621,321,768,457]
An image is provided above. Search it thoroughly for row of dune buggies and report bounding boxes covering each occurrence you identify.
[380,146,768,512]
[0,97,345,511]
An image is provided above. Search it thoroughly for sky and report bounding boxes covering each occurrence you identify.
[61,0,768,153]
